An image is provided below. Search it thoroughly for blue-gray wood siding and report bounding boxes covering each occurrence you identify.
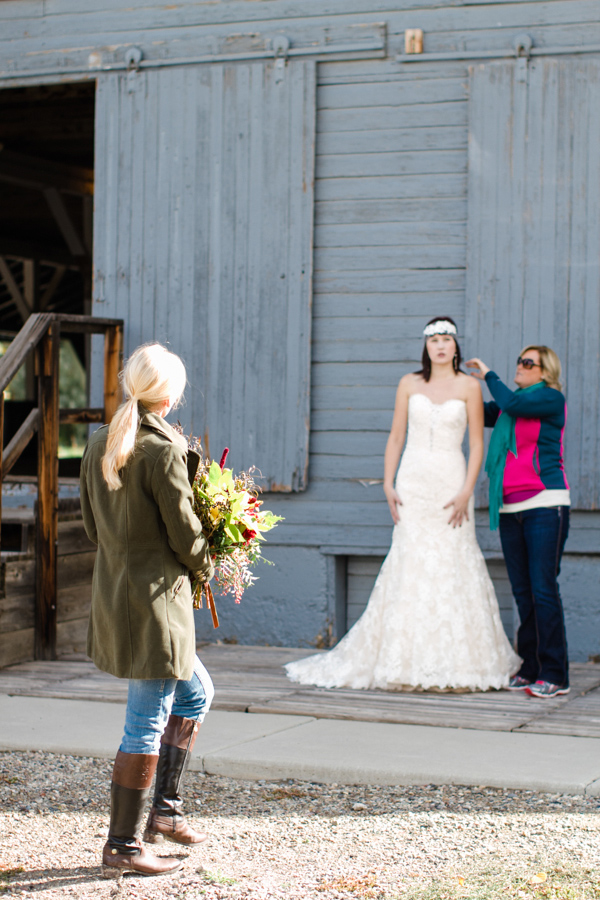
[266,56,470,552]
[466,58,600,510]
[93,60,315,491]
[346,554,515,639]
[3,0,600,550]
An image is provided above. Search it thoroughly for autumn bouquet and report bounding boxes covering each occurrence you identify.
[181,435,283,626]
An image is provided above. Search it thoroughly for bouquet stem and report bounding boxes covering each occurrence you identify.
[205,582,219,629]
[192,579,219,628]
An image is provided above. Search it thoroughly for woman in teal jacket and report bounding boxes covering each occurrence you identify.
[468,346,570,699]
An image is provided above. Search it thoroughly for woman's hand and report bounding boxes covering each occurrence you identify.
[444,491,470,528]
[384,484,402,524]
[466,357,490,380]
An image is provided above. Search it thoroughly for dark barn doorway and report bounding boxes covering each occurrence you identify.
[0,82,95,480]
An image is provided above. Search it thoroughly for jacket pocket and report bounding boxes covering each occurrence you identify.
[533,446,541,476]
[172,575,186,598]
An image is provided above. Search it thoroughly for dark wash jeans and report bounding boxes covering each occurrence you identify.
[499,506,570,688]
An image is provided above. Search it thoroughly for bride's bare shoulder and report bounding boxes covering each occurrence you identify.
[399,372,423,392]
[458,372,482,399]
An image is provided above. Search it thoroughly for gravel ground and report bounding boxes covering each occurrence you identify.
[1,752,600,900]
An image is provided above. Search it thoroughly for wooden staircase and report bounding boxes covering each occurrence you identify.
[0,313,123,661]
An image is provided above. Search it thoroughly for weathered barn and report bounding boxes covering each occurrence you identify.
[0,0,599,663]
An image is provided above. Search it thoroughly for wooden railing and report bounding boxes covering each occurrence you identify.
[0,313,123,660]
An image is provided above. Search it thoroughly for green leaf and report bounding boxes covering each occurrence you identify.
[225,523,243,543]
[209,461,222,485]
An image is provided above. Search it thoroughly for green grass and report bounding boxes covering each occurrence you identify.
[199,869,238,887]
[0,867,24,894]
[392,865,600,900]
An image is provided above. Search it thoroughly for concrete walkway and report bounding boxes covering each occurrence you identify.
[2,693,600,796]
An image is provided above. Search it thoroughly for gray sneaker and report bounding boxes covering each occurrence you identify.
[526,680,570,698]
[508,675,531,691]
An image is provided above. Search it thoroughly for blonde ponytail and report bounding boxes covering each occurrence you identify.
[101,343,187,491]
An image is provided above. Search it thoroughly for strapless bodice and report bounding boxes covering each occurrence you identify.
[404,393,467,455]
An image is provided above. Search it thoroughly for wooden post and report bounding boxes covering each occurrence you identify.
[0,391,4,560]
[103,325,122,424]
[35,322,60,660]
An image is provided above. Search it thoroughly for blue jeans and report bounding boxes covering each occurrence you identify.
[120,655,214,755]
[499,506,570,687]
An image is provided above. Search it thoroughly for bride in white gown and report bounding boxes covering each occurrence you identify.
[285,317,520,692]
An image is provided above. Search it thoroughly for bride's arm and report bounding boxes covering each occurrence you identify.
[444,378,484,527]
[383,377,410,524]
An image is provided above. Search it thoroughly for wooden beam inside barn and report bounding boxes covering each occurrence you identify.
[0,148,93,196]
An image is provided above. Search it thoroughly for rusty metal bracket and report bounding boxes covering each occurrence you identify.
[272,36,290,84]
[125,47,143,92]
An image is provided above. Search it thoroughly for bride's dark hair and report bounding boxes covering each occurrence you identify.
[416,316,463,382]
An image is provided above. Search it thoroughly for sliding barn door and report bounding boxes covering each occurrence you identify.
[93,60,315,491]
[467,58,600,508]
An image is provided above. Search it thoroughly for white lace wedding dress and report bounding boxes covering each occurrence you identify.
[285,393,520,692]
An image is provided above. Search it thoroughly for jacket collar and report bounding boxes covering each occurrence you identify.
[140,410,187,451]
[139,410,199,484]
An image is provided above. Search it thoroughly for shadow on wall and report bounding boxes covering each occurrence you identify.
[561,557,600,663]
[194,545,331,648]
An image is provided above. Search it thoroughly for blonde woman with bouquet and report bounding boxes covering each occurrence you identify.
[80,344,214,878]
[286,317,520,692]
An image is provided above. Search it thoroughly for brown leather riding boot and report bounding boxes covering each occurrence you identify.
[144,715,207,846]
[102,750,183,878]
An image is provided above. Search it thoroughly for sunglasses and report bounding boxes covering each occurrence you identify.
[517,356,542,370]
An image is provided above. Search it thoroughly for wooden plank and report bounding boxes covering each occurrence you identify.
[0,590,35,632]
[312,383,403,411]
[313,361,419,388]
[466,58,600,509]
[316,173,467,202]
[318,126,467,155]
[57,519,96,554]
[318,80,467,110]
[318,102,468,133]
[0,149,93,195]
[0,238,77,268]
[2,407,39,476]
[58,550,96,586]
[0,312,51,392]
[317,150,466,179]
[314,270,466,294]
[311,409,392,431]
[2,649,600,739]
[316,245,464,271]
[55,616,89,657]
[0,391,3,558]
[94,60,314,491]
[0,627,34,668]
[315,222,466,247]
[35,322,60,660]
[103,324,122,424]
[59,407,103,424]
[313,340,421,364]
[315,198,467,225]
[24,0,564,25]
[57,314,124,333]
[0,257,30,321]
[574,62,600,507]
[43,188,87,257]
[313,293,465,318]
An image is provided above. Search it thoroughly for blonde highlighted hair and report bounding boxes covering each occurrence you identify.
[521,344,563,391]
[102,343,187,491]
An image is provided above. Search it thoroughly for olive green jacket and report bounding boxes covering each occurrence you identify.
[80,412,213,681]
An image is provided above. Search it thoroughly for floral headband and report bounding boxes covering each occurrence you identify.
[423,320,457,338]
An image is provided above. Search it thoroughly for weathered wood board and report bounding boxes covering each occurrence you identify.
[0,517,96,667]
[2,646,600,739]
